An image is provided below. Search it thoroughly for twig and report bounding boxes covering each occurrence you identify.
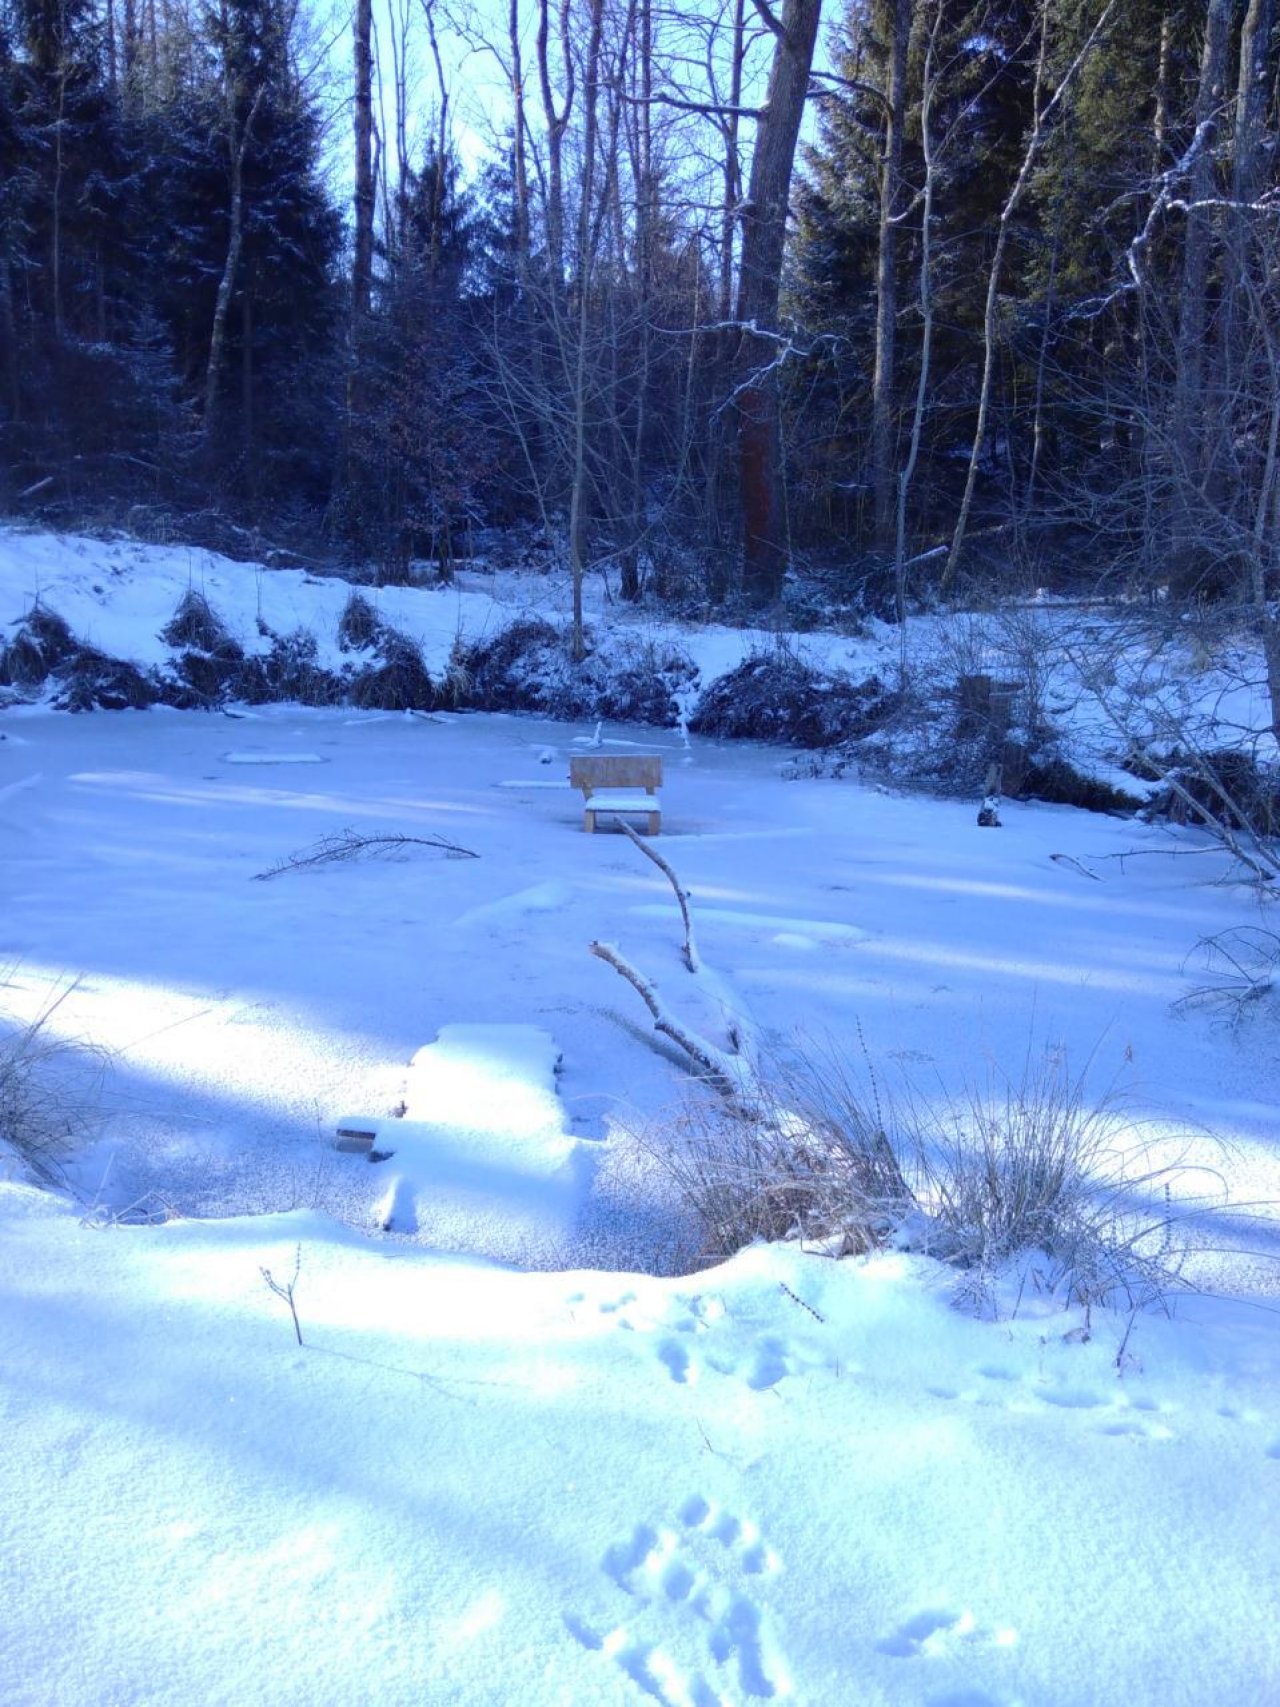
[253,828,478,879]
[778,1281,826,1324]
[617,820,700,972]
[1049,852,1103,881]
[260,1244,304,1346]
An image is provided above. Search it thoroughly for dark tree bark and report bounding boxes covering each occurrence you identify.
[352,0,374,323]
[733,0,823,605]
[871,0,909,551]
[1172,0,1233,488]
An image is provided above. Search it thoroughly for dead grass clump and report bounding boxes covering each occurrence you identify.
[644,1041,1213,1313]
[906,1062,1205,1312]
[0,982,111,1189]
[348,627,435,710]
[161,589,240,655]
[336,590,382,652]
[0,605,79,691]
[647,1064,915,1268]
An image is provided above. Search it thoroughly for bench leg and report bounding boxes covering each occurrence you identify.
[584,808,597,833]
[646,811,660,836]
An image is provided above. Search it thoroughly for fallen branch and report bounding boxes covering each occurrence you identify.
[589,940,746,1105]
[253,828,478,879]
[1049,852,1103,881]
[617,819,699,971]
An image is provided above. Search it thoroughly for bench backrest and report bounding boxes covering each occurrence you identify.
[569,754,662,794]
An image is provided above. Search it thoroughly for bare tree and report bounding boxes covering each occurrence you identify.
[871,0,908,551]
[734,0,823,605]
[352,0,375,323]
[941,0,1116,590]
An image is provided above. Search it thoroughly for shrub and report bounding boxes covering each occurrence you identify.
[347,626,435,710]
[457,621,697,726]
[1012,749,1143,815]
[160,589,239,655]
[0,605,157,709]
[336,590,381,652]
[645,1056,915,1268]
[240,628,342,706]
[0,981,110,1189]
[158,590,244,706]
[689,647,893,748]
[905,1060,1201,1312]
[458,618,562,711]
[52,647,156,712]
[0,605,79,691]
[1157,747,1280,838]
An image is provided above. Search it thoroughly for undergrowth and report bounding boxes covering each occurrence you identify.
[0,978,110,1189]
[645,1043,1226,1315]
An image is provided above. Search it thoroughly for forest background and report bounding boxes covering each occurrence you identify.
[1,0,1276,668]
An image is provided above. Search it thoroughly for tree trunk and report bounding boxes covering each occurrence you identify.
[1171,0,1233,504]
[942,0,1115,590]
[893,7,941,648]
[733,0,823,605]
[352,0,374,323]
[204,86,264,436]
[567,0,605,659]
[871,0,909,551]
[537,0,575,286]
[704,0,746,557]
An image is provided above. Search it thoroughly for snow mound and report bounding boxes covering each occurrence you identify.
[344,1025,592,1264]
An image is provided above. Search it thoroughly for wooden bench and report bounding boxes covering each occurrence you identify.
[570,753,663,834]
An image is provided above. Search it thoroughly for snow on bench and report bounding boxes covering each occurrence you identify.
[334,1024,591,1263]
[569,753,662,834]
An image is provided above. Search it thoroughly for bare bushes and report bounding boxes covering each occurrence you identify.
[1068,610,1280,875]
[649,1046,1207,1311]
[906,1064,1200,1311]
[689,646,894,747]
[336,590,437,710]
[653,1067,914,1266]
[240,628,343,706]
[0,982,110,1189]
[1,604,156,710]
[458,620,697,726]
[347,628,436,710]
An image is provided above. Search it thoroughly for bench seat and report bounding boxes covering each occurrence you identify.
[583,789,663,814]
[582,789,661,834]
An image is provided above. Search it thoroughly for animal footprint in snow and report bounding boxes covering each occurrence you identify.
[578,1502,787,1702]
[746,1334,830,1391]
[659,1339,696,1385]
[878,1607,1017,1661]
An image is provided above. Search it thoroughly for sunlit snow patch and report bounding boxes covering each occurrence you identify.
[338,1024,592,1265]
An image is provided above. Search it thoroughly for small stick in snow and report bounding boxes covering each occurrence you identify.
[589,940,742,1104]
[778,1281,826,1324]
[616,819,699,972]
[260,1244,304,1346]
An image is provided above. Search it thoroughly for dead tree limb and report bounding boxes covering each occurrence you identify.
[589,940,745,1104]
[253,828,478,880]
[617,819,699,971]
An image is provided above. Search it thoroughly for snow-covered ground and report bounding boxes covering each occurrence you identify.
[2,528,1280,1705]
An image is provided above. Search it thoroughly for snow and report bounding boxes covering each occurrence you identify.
[2,527,1280,1704]
[357,1024,590,1260]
